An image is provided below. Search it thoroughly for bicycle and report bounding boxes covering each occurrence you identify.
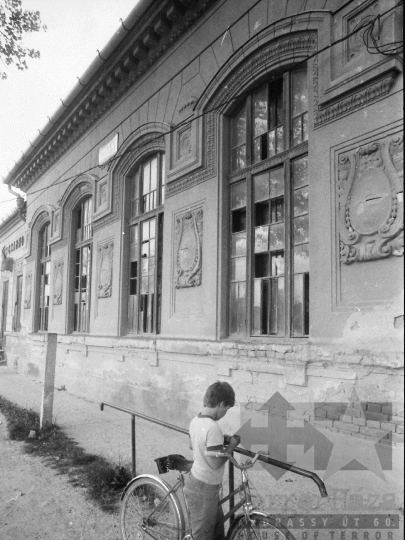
[120,451,300,540]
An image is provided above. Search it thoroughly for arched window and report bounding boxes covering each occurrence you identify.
[228,67,309,338]
[127,153,165,334]
[38,222,51,331]
[72,197,92,333]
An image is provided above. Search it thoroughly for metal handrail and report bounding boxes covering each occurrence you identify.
[100,401,328,506]
[100,401,188,477]
[235,446,328,498]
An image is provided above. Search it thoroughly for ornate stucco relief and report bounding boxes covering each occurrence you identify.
[175,209,203,288]
[53,259,64,305]
[97,241,114,298]
[167,33,316,198]
[314,71,397,127]
[13,258,24,275]
[178,124,192,159]
[24,272,32,309]
[338,134,403,264]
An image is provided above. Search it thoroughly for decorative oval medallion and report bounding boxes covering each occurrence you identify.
[349,168,391,235]
[178,225,197,272]
[175,209,203,288]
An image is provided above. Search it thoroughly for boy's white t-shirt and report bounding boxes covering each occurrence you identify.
[189,414,225,485]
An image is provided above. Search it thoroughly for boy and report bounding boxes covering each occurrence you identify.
[184,381,241,540]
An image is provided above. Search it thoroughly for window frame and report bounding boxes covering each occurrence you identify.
[126,152,165,336]
[72,197,93,334]
[227,66,309,339]
[37,222,51,332]
[12,273,23,332]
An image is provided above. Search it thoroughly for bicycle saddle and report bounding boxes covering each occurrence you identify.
[155,454,194,474]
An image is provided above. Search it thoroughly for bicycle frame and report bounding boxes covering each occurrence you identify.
[121,450,321,540]
[125,467,259,540]
[219,468,254,525]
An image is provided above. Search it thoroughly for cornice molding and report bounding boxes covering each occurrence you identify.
[166,31,316,199]
[314,69,399,127]
[9,0,218,193]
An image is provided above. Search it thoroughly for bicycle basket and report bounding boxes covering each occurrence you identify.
[154,454,193,474]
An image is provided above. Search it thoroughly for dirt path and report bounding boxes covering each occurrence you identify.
[0,413,122,540]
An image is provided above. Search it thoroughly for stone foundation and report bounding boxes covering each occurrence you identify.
[6,331,404,445]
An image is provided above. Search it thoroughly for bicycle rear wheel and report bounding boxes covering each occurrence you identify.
[120,475,185,540]
[227,513,296,540]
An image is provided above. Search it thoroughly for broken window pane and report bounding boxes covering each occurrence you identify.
[228,68,309,339]
[232,208,246,233]
[255,201,270,226]
[269,78,283,130]
[271,198,284,223]
[254,253,270,278]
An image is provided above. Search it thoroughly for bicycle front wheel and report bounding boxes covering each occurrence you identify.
[120,475,185,540]
[227,513,296,540]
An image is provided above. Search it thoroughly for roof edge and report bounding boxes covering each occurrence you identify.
[2,0,155,187]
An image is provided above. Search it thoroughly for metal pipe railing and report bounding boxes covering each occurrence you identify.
[100,401,328,506]
[234,446,328,498]
[100,401,189,476]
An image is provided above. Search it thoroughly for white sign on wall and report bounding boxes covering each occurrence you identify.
[99,134,118,165]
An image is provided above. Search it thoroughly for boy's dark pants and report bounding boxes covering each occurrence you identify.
[183,473,224,540]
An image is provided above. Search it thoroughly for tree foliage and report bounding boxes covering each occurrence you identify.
[0,0,46,79]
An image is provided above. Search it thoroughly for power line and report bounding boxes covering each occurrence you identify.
[3,1,403,236]
[0,198,19,206]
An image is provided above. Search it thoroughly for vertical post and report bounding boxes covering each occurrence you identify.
[131,414,136,477]
[229,455,235,524]
[40,333,58,429]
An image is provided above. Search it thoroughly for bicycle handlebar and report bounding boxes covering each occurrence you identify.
[234,446,328,498]
[207,448,327,498]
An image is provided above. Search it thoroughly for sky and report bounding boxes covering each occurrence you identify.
[0,0,140,223]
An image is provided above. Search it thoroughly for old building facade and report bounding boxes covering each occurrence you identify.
[0,206,28,356]
[1,0,403,499]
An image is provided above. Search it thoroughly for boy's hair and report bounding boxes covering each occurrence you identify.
[203,381,235,408]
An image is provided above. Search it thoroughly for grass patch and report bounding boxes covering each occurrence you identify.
[0,395,132,512]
